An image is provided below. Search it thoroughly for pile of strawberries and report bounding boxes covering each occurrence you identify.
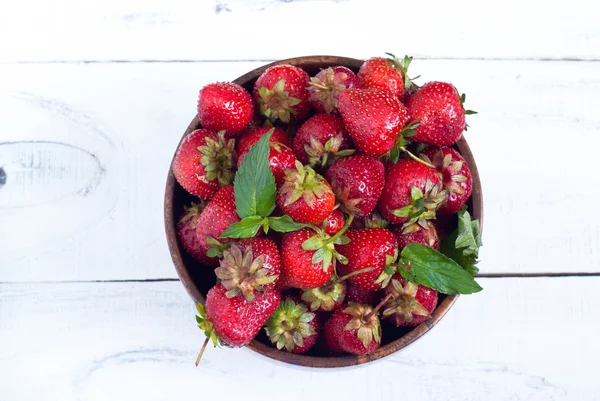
[172,54,483,363]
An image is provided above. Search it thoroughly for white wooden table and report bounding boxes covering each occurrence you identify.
[1,1,598,400]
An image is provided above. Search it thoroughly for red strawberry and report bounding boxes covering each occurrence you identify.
[338,88,409,156]
[253,64,311,123]
[196,185,240,254]
[326,154,385,217]
[280,229,333,289]
[300,267,373,312]
[392,221,439,251]
[307,66,361,113]
[378,160,447,231]
[276,161,335,225]
[172,129,236,199]
[383,274,438,327]
[236,126,289,156]
[176,200,218,266]
[324,304,381,355]
[345,284,380,305]
[197,82,253,137]
[201,284,281,348]
[358,55,408,98]
[407,82,466,146]
[292,114,354,168]
[237,127,297,185]
[324,209,345,236]
[420,147,473,215]
[336,229,398,291]
[265,297,319,354]
[215,240,280,302]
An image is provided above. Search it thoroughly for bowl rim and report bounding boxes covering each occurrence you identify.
[164,55,483,368]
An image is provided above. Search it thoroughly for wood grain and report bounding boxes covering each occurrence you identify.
[0,278,597,400]
[0,0,598,62]
[0,60,598,281]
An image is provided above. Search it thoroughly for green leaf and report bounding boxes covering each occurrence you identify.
[334,235,350,245]
[399,243,482,294]
[441,206,482,276]
[302,235,324,251]
[234,129,276,218]
[389,147,400,164]
[403,129,417,138]
[219,216,265,239]
[411,186,423,201]
[465,110,478,115]
[268,215,308,233]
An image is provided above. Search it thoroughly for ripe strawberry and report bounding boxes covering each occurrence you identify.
[326,154,385,217]
[253,64,311,123]
[201,284,281,348]
[323,304,381,355]
[197,82,253,137]
[292,114,354,168]
[196,185,240,254]
[215,240,280,302]
[265,297,319,354]
[345,284,380,305]
[300,267,373,312]
[338,88,409,156]
[392,220,439,251]
[324,209,345,236]
[407,82,466,146]
[336,229,398,291]
[382,274,438,327]
[378,160,447,231]
[172,129,236,199]
[307,66,361,113]
[276,161,335,225]
[358,55,408,98]
[177,200,217,266]
[420,147,473,215]
[236,127,297,185]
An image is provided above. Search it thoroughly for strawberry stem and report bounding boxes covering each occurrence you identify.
[362,293,393,323]
[336,267,374,283]
[323,215,354,245]
[195,333,211,366]
[400,147,436,169]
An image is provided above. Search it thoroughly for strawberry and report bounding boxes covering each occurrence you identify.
[378,160,447,231]
[345,284,380,305]
[265,297,319,354]
[407,82,466,146]
[324,209,345,236]
[172,129,236,199]
[323,303,381,355]
[197,82,253,137]
[338,88,409,156]
[392,220,439,251]
[177,200,217,266]
[292,114,354,168]
[199,284,280,350]
[276,161,335,225]
[358,55,411,99]
[300,267,373,312]
[196,185,240,255]
[326,154,385,217]
[236,127,297,185]
[336,228,398,291]
[307,66,361,113]
[215,240,280,302]
[382,274,438,327]
[420,147,473,215]
[253,64,311,123]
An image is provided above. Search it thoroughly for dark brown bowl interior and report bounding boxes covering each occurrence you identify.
[164,56,483,368]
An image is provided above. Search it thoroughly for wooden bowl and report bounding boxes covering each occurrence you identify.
[164,56,483,368]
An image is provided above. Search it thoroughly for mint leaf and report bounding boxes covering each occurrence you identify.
[399,243,482,294]
[234,129,276,218]
[441,206,482,276]
[220,216,265,239]
[268,215,309,233]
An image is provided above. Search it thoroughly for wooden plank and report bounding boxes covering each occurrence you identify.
[0,60,598,281]
[0,0,598,62]
[0,278,597,400]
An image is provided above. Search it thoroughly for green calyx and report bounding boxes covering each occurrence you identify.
[301,279,345,312]
[382,279,430,324]
[392,179,448,234]
[385,52,420,91]
[205,236,229,258]
[304,133,355,168]
[421,150,468,195]
[307,67,347,113]
[364,210,390,229]
[343,302,381,349]
[198,130,236,186]
[214,243,279,303]
[257,78,302,123]
[332,184,363,216]
[388,121,436,168]
[373,250,400,289]
[301,215,354,273]
[280,160,334,208]
[195,302,222,365]
[178,200,205,229]
[265,298,316,352]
